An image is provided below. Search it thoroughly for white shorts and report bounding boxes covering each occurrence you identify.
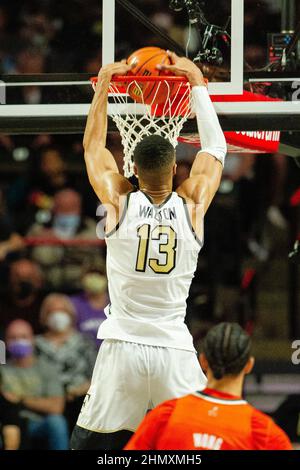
[76,339,207,433]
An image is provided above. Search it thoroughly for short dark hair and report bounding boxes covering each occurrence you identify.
[133,135,175,172]
[203,322,251,380]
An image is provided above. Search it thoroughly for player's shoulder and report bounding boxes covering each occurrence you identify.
[149,398,178,419]
[251,406,274,428]
[176,175,210,206]
[250,406,292,450]
[143,398,184,428]
[250,405,285,435]
[152,394,200,419]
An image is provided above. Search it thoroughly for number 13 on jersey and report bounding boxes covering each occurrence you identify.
[135,224,177,274]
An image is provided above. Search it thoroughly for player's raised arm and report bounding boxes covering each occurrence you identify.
[159,52,227,214]
[83,62,134,205]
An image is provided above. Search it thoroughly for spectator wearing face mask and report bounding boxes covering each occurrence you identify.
[1,320,68,450]
[70,269,108,345]
[27,188,104,291]
[0,258,45,336]
[35,294,97,430]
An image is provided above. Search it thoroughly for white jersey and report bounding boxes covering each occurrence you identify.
[98,190,203,352]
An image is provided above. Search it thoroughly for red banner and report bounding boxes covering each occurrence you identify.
[179,91,281,153]
[214,91,281,153]
[179,130,281,153]
[224,130,280,153]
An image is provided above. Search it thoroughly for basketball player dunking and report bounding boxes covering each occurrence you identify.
[71,52,227,450]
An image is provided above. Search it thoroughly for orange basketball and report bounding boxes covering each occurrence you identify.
[126,47,179,105]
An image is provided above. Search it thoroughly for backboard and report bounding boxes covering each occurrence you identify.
[103,0,244,95]
[0,0,300,148]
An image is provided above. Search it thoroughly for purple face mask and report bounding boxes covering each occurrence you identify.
[8,339,33,359]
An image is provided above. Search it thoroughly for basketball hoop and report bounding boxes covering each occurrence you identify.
[91,75,193,177]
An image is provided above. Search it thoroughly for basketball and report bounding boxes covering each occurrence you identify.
[126,47,178,105]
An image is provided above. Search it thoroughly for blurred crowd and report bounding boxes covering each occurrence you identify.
[0,137,110,449]
[0,0,102,75]
[0,0,289,77]
[0,0,300,450]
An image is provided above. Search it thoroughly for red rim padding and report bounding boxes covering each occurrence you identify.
[91,75,189,87]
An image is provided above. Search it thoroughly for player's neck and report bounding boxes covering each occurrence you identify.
[139,178,173,205]
[206,376,244,398]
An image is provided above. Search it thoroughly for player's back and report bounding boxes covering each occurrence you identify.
[126,388,292,450]
[98,190,202,351]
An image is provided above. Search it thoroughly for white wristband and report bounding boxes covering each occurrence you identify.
[192,86,227,167]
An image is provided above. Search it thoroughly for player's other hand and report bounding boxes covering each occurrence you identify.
[98,59,137,79]
[157,51,206,87]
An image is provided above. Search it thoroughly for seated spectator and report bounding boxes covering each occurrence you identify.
[0,188,24,262]
[70,268,108,345]
[0,377,21,450]
[125,323,292,451]
[0,258,45,335]
[7,144,98,233]
[11,47,46,104]
[27,189,104,291]
[1,320,68,450]
[29,145,70,200]
[7,145,73,233]
[36,294,97,430]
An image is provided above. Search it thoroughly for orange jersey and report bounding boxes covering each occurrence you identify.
[125,388,292,451]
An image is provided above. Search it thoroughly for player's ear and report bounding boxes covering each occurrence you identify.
[199,353,208,373]
[244,356,255,375]
[173,163,177,176]
[134,164,138,177]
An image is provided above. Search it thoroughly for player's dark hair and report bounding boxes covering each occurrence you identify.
[203,323,251,380]
[133,135,175,172]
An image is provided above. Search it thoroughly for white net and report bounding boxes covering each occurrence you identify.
[107,79,193,177]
